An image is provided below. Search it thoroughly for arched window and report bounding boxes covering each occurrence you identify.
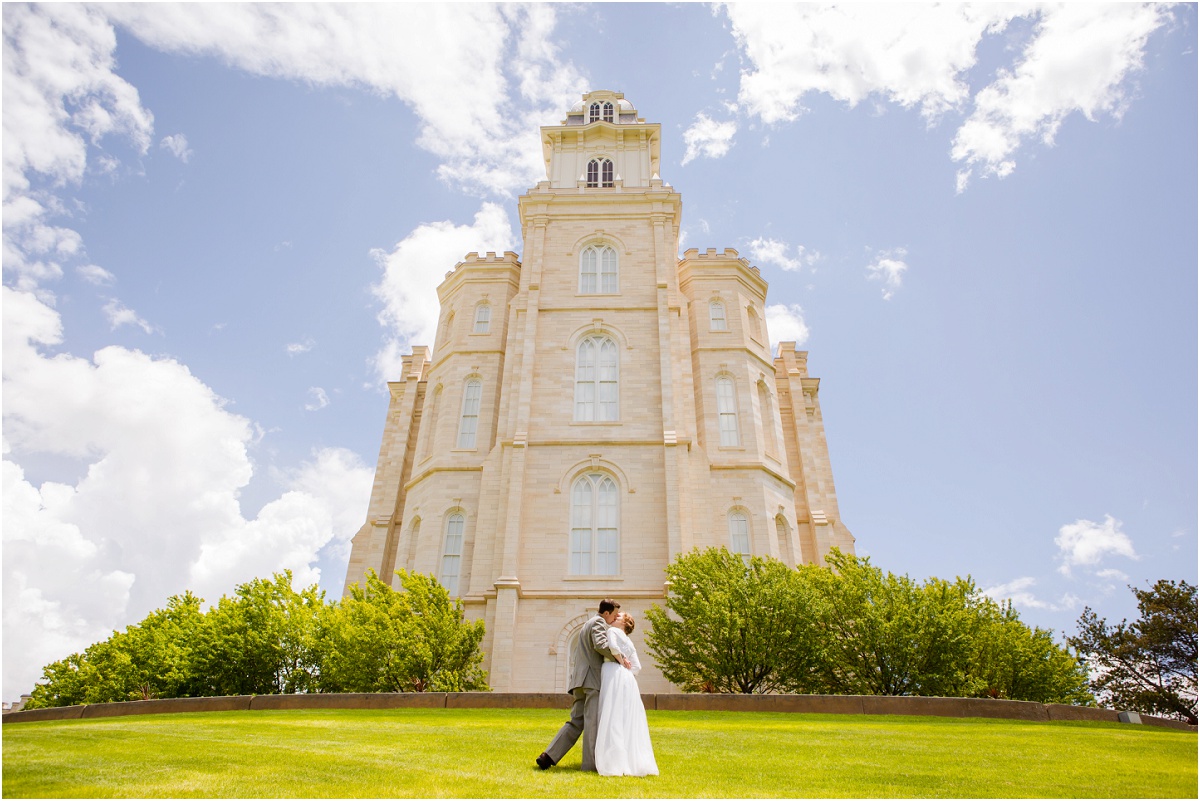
[729,510,751,565]
[473,302,491,334]
[776,514,793,565]
[440,513,464,595]
[405,517,421,568]
[586,158,614,188]
[580,244,618,293]
[575,336,618,421]
[747,306,762,342]
[709,300,727,331]
[457,379,482,449]
[758,380,777,457]
[420,386,442,459]
[716,375,739,446]
[570,473,619,575]
[588,102,614,123]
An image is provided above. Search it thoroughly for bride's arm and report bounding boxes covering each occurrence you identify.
[626,637,642,675]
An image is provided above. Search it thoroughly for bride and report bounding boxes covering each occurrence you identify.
[594,612,659,777]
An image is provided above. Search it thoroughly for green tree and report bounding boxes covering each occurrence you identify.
[645,548,826,693]
[317,569,488,693]
[190,572,325,696]
[968,598,1092,704]
[23,652,95,709]
[1068,579,1197,724]
[806,550,1091,703]
[804,550,977,696]
[23,591,205,708]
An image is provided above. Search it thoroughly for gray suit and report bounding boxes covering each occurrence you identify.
[544,614,614,770]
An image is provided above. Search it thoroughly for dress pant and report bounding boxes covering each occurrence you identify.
[544,686,599,771]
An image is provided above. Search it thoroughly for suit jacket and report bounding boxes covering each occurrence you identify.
[568,614,614,693]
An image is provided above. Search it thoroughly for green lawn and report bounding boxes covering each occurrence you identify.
[2,708,1195,798]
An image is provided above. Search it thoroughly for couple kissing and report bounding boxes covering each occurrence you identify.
[536,598,658,776]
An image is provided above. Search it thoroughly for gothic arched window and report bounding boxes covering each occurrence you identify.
[709,300,727,331]
[580,245,619,296]
[586,158,614,188]
[588,102,614,123]
[716,375,739,446]
[580,244,618,294]
[575,335,618,421]
[473,302,491,334]
[457,379,482,449]
[747,306,762,342]
[570,473,619,575]
[729,510,751,566]
[758,380,778,457]
[440,512,464,595]
[419,385,442,460]
[775,514,793,565]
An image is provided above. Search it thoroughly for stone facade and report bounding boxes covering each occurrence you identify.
[343,91,854,693]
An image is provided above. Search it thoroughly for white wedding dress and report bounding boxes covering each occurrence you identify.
[595,627,659,777]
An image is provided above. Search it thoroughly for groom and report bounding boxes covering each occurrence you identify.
[536,598,630,771]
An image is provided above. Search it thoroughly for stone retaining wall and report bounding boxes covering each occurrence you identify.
[3,693,1193,731]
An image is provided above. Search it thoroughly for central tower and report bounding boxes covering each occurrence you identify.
[345,91,854,692]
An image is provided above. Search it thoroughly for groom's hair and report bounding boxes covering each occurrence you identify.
[599,598,619,614]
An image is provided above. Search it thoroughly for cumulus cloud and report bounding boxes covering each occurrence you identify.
[714,4,1170,189]
[106,3,587,196]
[2,4,153,298]
[1055,514,1138,577]
[681,112,738,165]
[159,133,192,163]
[748,237,820,272]
[952,4,1168,191]
[370,203,516,381]
[3,288,376,696]
[765,303,810,352]
[867,248,909,300]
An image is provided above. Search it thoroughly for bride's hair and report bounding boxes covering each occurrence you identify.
[622,614,635,634]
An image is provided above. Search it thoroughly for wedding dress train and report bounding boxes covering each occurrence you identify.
[594,628,659,777]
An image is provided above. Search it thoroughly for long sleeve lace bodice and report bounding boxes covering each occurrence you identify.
[607,628,641,675]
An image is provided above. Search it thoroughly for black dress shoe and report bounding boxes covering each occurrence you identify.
[536,752,554,770]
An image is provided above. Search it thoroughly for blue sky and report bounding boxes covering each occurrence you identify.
[3,3,1196,701]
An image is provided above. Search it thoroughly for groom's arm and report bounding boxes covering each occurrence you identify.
[589,618,610,654]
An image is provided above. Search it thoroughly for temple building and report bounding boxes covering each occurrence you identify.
[343,90,854,693]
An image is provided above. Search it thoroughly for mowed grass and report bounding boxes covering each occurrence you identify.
[2,708,1195,798]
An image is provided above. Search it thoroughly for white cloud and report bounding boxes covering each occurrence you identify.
[304,387,330,412]
[725,4,1021,124]
[765,303,810,352]
[159,133,192,163]
[106,4,587,197]
[286,337,314,356]
[102,298,155,333]
[2,4,153,299]
[370,203,516,381]
[980,576,1082,612]
[716,4,1169,188]
[748,237,820,272]
[867,248,908,300]
[681,112,738,165]
[1055,514,1138,577]
[952,4,1169,191]
[3,288,375,697]
[76,264,115,285]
